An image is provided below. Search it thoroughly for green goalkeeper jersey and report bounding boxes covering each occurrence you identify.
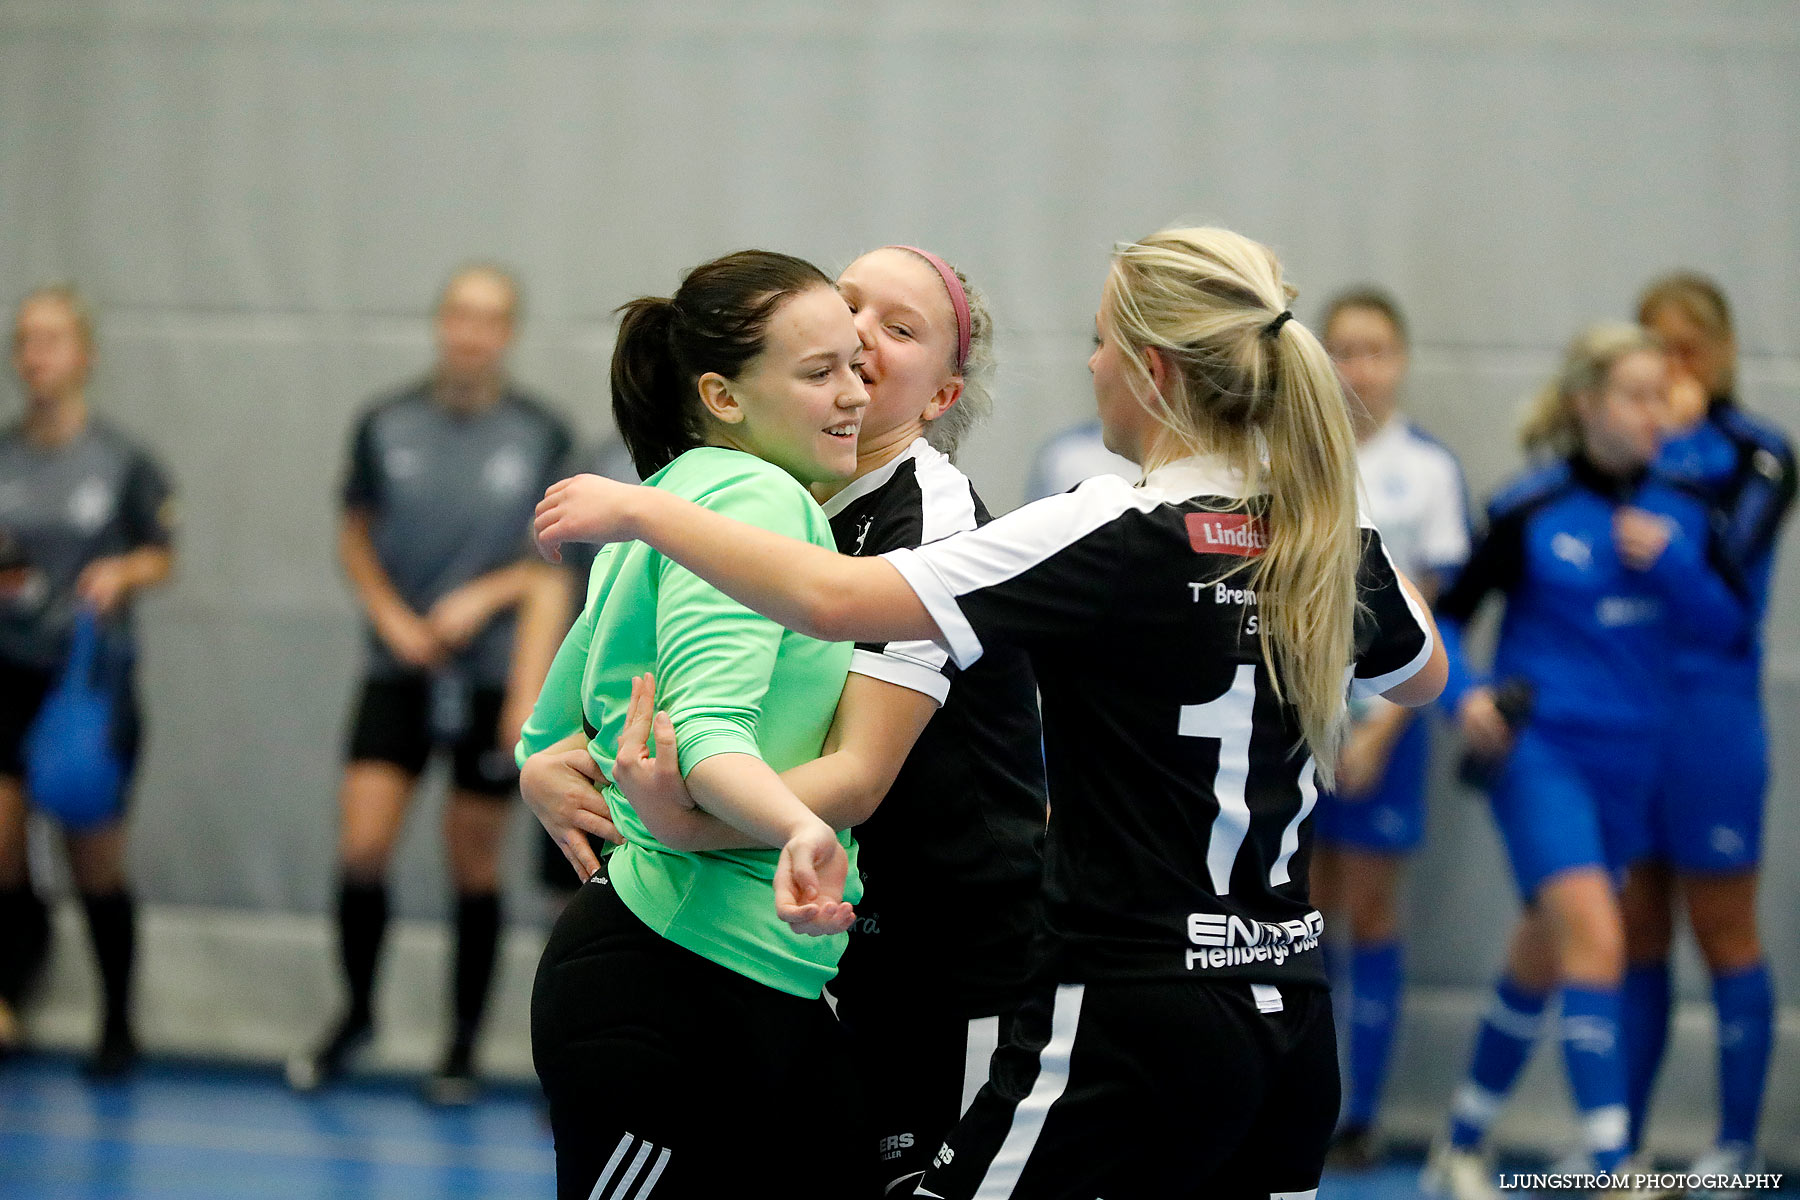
[518,446,858,998]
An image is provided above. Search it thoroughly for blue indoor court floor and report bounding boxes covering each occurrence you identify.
[0,1055,556,1198]
[1,1052,1442,1199]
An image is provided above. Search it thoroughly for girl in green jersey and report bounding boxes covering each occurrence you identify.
[520,250,877,1199]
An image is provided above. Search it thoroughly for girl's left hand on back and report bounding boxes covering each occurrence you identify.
[614,674,699,834]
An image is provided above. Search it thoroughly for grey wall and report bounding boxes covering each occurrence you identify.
[3,0,1796,1040]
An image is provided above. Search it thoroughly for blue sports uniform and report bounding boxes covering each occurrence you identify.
[1651,399,1796,873]
[1436,455,1752,897]
[1315,417,1470,853]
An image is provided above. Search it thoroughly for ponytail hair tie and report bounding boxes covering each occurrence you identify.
[1263,310,1294,338]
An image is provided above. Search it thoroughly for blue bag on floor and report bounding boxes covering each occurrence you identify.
[23,610,130,830]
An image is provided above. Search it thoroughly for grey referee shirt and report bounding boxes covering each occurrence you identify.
[0,419,175,670]
[341,380,573,687]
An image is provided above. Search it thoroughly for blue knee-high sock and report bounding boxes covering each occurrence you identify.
[1346,941,1404,1128]
[1560,985,1629,1173]
[1712,962,1774,1149]
[1449,978,1549,1150]
[1622,961,1672,1152]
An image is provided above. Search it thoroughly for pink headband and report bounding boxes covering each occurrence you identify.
[887,245,971,372]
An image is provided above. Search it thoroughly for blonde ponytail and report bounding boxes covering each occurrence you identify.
[1520,322,1660,457]
[1106,228,1361,780]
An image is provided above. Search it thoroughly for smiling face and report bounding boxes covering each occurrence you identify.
[836,248,962,462]
[13,296,92,405]
[707,284,869,485]
[1576,347,1668,473]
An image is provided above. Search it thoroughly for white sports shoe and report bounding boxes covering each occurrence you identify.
[1685,1142,1763,1200]
[1420,1136,1503,1200]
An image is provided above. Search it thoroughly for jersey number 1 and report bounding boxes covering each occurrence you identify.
[1178,662,1318,895]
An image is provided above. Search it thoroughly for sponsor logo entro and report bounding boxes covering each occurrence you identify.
[1185,910,1324,970]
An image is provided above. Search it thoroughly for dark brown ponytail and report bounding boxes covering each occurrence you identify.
[610,250,834,477]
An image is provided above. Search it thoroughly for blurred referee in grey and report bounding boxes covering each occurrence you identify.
[289,265,572,1104]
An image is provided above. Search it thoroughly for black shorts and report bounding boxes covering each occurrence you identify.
[0,656,142,789]
[835,988,1020,1197]
[531,878,878,1200]
[346,674,517,797]
[917,977,1338,1200]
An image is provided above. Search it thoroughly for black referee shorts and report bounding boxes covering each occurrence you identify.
[916,977,1338,1200]
[531,878,879,1200]
[345,674,517,797]
[835,987,1020,1198]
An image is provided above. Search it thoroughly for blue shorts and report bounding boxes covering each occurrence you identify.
[1487,722,1658,899]
[1314,715,1429,853]
[1650,689,1766,874]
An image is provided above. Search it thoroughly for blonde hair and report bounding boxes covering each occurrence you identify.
[1519,322,1660,457]
[1105,227,1361,780]
[894,253,994,461]
[1636,271,1734,392]
[16,283,95,351]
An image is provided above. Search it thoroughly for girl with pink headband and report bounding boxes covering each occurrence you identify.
[525,244,1045,1195]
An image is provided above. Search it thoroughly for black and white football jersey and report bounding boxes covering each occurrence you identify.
[884,454,1432,987]
[823,438,1048,1015]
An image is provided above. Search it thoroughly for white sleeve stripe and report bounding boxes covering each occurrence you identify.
[898,477,1149,599]
[848,647,951,705]
[914,452,981,544]
[885,547,985,670]
[1351,537,1436,698]
[883,636,951,672]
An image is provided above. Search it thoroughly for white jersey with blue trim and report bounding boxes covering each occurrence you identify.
[1023,420,1140,501]
[1356,416,1470,584]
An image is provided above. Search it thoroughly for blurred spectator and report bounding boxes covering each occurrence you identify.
[1423,324,1748,1198]
[1618,274,1796,1178]
[287,265,572,1104]
[0,285,177,1076]
[1310,287,1469,1167]
[1022,418,1137,500]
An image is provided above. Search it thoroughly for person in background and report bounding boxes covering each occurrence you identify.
[1619,274,1794,1184]
[1421,324,1751,1200]
[0,285,177,1076]
[1311,287,1470,1167]
[287,264,573,1105]
[1022,419,1138,500]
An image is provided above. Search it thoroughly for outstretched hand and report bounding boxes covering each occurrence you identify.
[535,474,638,564]
[774,823,856,938]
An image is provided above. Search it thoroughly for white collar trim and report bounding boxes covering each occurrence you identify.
[1138,452,1257,501]
[820,437,939,518]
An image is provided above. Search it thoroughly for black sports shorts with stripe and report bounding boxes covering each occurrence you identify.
[914,978,1338,1200]
[835,988,1021,1196]
[531,876,879,1200]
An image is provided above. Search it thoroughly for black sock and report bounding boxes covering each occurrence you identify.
[337,878,389,1024]
[451,891,501,1045]
[0,884,52,1003]
[79,891,136,1037]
